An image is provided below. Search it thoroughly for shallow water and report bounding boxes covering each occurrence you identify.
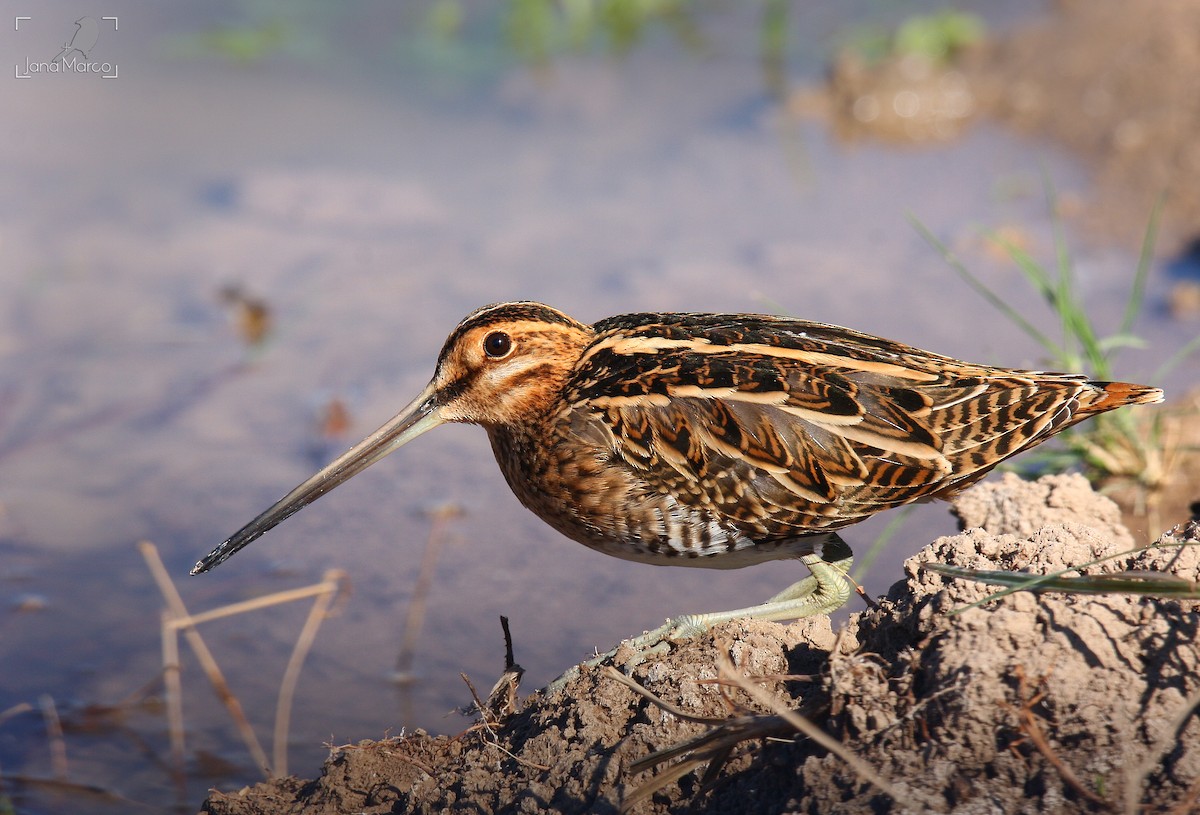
[2,1,1196,811]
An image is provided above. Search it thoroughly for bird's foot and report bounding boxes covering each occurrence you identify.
[544,542,855,694]
[543,616,698,694]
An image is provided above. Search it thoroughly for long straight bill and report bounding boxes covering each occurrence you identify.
[191,385,443,575]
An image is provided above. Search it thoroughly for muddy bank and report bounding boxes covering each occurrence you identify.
[197,474,1200,814]
[972,0,1200,251]
[805,0,1200,254]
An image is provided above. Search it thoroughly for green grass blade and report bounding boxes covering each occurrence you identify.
[1042,172,1114,374]
[989,233,1055,301]
[1120,193,1164,337]
[926,563,1200,598]
[909,215,1060,354]
[1152,330,1200,383]
[925,540,1200,614]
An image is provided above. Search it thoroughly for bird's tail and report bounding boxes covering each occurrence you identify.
[1078,381,1164,415]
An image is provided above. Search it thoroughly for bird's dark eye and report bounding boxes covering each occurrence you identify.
[483,331,512,358]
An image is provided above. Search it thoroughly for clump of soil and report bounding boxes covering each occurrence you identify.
[198,474,1200,814]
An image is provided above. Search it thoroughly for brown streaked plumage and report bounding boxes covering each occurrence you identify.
[191,302,1163,652]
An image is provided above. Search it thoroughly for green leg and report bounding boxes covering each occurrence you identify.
[546,537,854,693]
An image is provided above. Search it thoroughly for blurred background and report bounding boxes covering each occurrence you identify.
[2,1,1199,811]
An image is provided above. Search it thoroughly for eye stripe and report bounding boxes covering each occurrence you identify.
[438,373,475,402]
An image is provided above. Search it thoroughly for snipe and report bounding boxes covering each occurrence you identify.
[192,302,1163,668]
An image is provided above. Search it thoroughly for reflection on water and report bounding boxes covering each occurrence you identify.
[2,0,1196,811]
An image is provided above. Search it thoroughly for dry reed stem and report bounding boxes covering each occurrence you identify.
[160,610,186,785]
[142,541,350,782]
[37,695,67,781]
[174,578,348,627]
[272,570,345,776]
[138,541,272,776]
[395,504,461,680]
[0,702,32,727]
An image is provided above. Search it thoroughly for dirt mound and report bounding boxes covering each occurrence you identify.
[198,474,1200,814]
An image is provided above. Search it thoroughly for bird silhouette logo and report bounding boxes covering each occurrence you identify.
[51,16,99,64]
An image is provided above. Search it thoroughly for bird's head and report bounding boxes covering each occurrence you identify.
[191,302,591,574]
[426,302,592,427]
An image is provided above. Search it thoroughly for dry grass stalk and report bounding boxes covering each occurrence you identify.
[458,672,549,773]
[139,541,349,782]
[1010,667,1113,810]
[609,644,939,813]
[607,666,798,812]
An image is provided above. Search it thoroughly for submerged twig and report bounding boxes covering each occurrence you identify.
[0,773,157,810]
